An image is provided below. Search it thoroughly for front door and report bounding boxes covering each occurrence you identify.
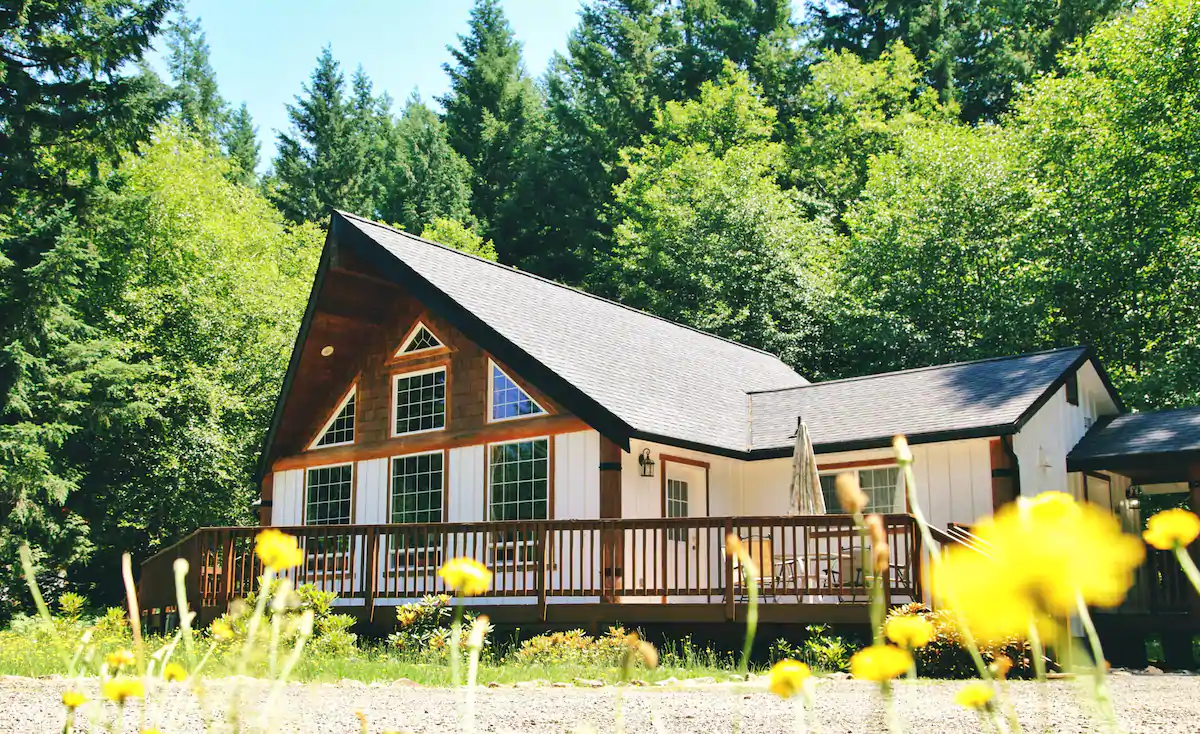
[664,461,708,597]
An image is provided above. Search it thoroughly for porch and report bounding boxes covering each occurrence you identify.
[138,514,923,631]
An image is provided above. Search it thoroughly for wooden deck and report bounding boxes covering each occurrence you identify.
[139,514,923,630]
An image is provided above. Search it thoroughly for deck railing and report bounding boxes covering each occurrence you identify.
[139,515,922,621]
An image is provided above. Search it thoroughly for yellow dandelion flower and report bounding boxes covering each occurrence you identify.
[768,659,811,699]
[106,649,135,670]
[955,681,994,709]
[990,655,1013,680]
[163,661,187,682]
[210,619,235,641]
[102,677,145,703]
[255,528,304,570]
[142,729,164,734]
[850,645,912,682]
[933,492,1144,641]
[885,615,935,649]
[1143,509,1200,550]
[61,691,87,709]
[437,557,492,596]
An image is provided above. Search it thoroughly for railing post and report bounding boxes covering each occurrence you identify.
[184,534,202,618]
[536,522,547,621]
[221,531,235,604]
[723,518,735,621]
[365,528,379,623]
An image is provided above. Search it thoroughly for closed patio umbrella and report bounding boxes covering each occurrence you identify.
[789,417,826,516]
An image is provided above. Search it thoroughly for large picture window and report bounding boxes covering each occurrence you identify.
[488,438,550,521]
[819,466,903,515]
[305,464,353,525]
[487,438,548,567]
[391,452,444,525]
[393,367,447,435]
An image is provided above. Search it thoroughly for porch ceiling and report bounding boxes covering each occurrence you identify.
[1068,406,1200,483]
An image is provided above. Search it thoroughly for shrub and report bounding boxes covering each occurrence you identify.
[769,624,856,672]
[513,627,633,667]
[887,603,1033,679]
[386,594,487,660]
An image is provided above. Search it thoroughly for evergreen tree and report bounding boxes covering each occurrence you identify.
[221,103,260,185]
[270,47,376,223]
[164,13,227,138]
[348,67,396,219]
[383,96,473,234]
[509,0,676,283]
[0,0,172,616]
[440,0,541,254]
[810,0,1132,122]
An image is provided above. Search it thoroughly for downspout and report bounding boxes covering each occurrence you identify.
[1001,435,1021,498]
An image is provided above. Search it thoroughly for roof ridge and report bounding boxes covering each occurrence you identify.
[746,345,1088,396]
[337,211,802,367]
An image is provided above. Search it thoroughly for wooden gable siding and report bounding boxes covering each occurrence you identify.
[268,264,586,474]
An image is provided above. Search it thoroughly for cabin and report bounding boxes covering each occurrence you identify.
[140,212,1200,658]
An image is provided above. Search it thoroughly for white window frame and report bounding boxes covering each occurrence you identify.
[391,365,448,437]
[485,436,551,569]
[666,477,689,541]
[395,320,445,357]
[486,359,547,424]
[308,385,357,450]
[819,465,905,515]
[387,449,445,573]
[303,462,355,526]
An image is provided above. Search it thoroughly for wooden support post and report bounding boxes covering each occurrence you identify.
[724,518,735,621]
[365,529,379,623]
[221,531,235,603]
[536,523,547,622]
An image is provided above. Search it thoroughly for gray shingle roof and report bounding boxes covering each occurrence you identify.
[340,213,808,452]
[1068,407,1200,463]
[748,347,1090,453]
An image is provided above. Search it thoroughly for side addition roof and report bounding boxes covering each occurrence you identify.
[1068,406,1200,471]
[748,346,1110,455]
[332,212,808,454]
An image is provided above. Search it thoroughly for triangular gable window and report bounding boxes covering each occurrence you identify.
[397,321,444,356]
[489,360,546,422]
[311,387,356,448]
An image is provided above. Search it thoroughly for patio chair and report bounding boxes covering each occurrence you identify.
[736,534,778,600]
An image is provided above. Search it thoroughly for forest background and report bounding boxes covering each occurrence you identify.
[2,0,1198,614]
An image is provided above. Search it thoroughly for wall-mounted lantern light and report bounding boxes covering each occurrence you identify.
[1125,485,1141,510]
[320,345,335,357]
[638,448,655,478]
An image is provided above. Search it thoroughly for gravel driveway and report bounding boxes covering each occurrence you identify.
[2,674,1198,732]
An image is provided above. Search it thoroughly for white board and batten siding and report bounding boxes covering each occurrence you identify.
[630,437,995,530]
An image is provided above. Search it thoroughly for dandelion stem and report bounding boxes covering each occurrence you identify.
[1075,594,1118,733]
[450,601,464,687]
[173,558,195,666]
[1027,621,1047,682]
[120,553,145,675]
[1173,545,1200,595]
[794,693,807,734]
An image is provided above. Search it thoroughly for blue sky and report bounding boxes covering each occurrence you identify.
[148,0,585,166]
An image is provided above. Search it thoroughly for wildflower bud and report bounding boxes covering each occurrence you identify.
[637,640,659,669]
[990,655,1013,680]
[892,435,913,464]
[836,473,868,515]
[173,558,190,576]
[725,534,757,578]
[865,515,890,572]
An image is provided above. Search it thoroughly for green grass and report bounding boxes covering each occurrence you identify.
[0,629,734,686]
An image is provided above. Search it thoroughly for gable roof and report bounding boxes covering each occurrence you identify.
[748,346,1105,455]
[329,211,808,454]
[1068,406,1200,469]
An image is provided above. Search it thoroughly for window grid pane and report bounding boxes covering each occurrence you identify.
[488,439,549,522]
[666,478,688,541]
[491,364,544,420]
[315,393,355,446]
[391,453,444,525]
[820,468,901,515]
[394,369,446,434]
[404,326,441,352]
[306,465,353,525]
